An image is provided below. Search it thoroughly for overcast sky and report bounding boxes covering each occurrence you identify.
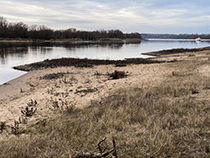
[1,0,210,34]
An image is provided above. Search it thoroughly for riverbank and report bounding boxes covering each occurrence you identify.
[12,46,210,72]
[1,48,210,157]
[0,57,170,123]
[0,38,144,45]
[13,57,166,72]
[142,46,210,57]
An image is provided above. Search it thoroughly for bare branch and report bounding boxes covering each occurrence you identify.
[98,137,106,154]
[73,137,117,158]
[112,137,117,158]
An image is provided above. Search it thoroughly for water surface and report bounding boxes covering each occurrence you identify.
[0,39,209,85]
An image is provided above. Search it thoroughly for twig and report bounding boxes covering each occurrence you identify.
[150,143,167,157]
[102,149,115,157]
[112,137,117,158]
[73,137,118,158]
[98,137,106,154]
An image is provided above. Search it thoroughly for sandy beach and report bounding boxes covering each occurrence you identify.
[0,61,169,125]
[0,48,208,126]
[2,48,210,157]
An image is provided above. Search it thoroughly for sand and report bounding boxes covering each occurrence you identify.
[0,49,209,127]
[0,62,172,126]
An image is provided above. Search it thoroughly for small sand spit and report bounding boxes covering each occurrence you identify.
[0,63,170,126]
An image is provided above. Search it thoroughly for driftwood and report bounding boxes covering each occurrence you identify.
[73,137,117,158]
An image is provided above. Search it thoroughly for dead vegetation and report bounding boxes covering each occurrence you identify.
[109,70,128,79]
[2,55,210,157]
[75,88,98,97]
[73,137,117,158]
[115,63,127,67]
[1,65,210,157]
[94,71,104,76]
[94,70,128,80]
[27,99,37,107]
[11,121,23,135]
[13,57,165,71]
[0,122,7,133]
[40,72,72,80]
[142,47,210,57]
[21,106,37,117]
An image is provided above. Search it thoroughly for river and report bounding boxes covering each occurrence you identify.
[0,39,209,85]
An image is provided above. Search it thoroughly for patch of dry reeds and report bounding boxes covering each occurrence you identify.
[1,60,210,157]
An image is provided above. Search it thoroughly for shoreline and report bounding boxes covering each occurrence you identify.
[1,45,209,102]
[0,46,207,86]
[0,62,170,123]
[0,46,209,86]
[142,46,210,57]
[1,47,210,156]
[0,38,145,45]
[13,57,166,72]
[12,46,210,72]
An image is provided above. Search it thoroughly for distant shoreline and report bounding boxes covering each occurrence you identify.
[142,46,210,57]
[0,38,146,45]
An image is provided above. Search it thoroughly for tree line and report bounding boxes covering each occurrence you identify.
[0,17,141,40]
[141,33,210,39]
[172,34,210,39]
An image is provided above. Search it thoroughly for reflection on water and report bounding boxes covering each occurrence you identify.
[62,43,123,52]
[0,45,28,64]
[0,42,126,85]
[29,46,53,53]
[0,43,54,64]
[0,40,209,85]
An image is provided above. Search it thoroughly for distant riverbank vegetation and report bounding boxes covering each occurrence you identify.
[0,17,141,40]
[141,33,210,39]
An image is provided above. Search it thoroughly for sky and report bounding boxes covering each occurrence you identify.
[1,0,210,34]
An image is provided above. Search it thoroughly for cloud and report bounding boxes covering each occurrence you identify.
[1,0,210,33]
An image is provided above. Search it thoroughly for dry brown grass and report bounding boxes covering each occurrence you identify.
[1,59,210,157]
